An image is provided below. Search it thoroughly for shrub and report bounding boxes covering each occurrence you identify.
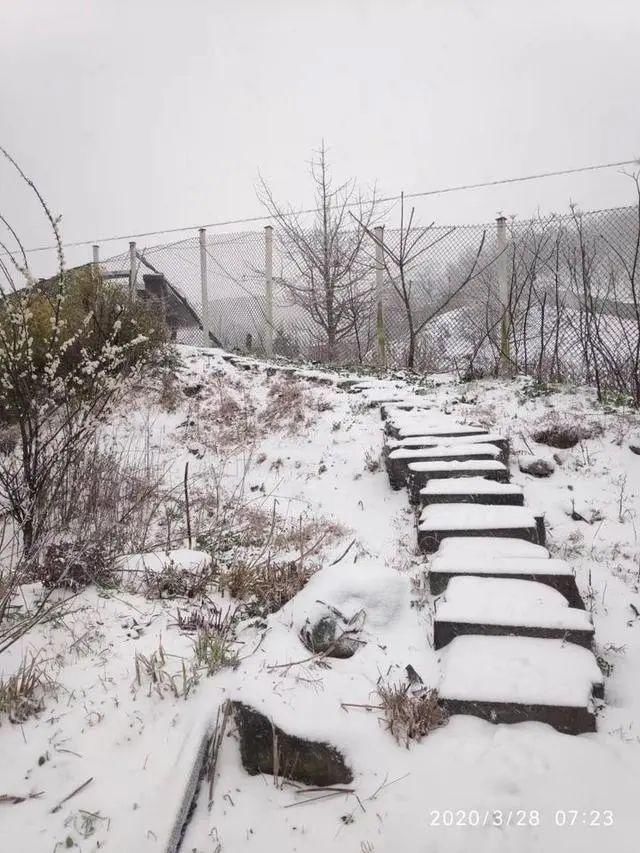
[0,268,167,425]
[41,542,114,591]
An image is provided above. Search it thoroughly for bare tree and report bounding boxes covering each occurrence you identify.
[257,143,377,361]
[354,193,490,369]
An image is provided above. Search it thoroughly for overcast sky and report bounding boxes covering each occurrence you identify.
[1,0,640,276]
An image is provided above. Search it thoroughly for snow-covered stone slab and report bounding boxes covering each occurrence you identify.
[418,504,538,553]
[419,476,524,507]
[387,443,502,490]
[380,399,435,420]
[363,390,431,407]
[439,635,603,734]
[437,536,548,559]
[385,412,487,440]
[434,576,594,649]
[386,433,508,454]
[407,459,510,502]
[429,553,584,608]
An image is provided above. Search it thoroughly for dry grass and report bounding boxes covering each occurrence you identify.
[263,376,332,434]
[143,559,213,600]
[185,376,258,451]
[532,414,603,449]
[218,559,317,617]
[210,506,345,615]
[40,542,115,591]
[157,369,181,412]
[376,682,448,746]
[0,655,50,723]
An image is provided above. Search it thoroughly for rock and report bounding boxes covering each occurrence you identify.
[630,439,640,455]
[233,702,353,786]
[300,606,365,659]
[183,383,203,397]
[519,455,555,477]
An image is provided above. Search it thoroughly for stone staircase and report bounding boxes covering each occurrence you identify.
[382,403,601,736]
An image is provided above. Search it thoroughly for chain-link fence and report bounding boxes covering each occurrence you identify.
[98,203,640,402]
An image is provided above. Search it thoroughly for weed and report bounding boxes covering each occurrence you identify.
[158,370,181,412]
[134,641,198,699]
[193,629,238,676]
[364,449,381,473]
[0,655,49,723]
[175,601,242,634]
[376,682,448,746]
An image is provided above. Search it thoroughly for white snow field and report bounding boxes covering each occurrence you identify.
[2,348,640,852]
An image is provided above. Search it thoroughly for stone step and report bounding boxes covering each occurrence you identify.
[380,400,434,420]
[428,551,584,608]
[385,414,488,440]
[418,504,539,553]
[419,476,524,508]
[434,576,594,649]
[386,432,509,457]
[437,536,548,558]
[438,635,603,735]
[385,436,509,489]
[387,443,503,490]
[407,460,510,503]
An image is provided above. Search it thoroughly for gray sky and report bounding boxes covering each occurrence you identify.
[2,0,640,276]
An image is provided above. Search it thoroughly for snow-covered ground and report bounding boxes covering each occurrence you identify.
[2,347,640,852]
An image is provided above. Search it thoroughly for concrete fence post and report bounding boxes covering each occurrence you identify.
[496,215,511,374]
[264,225,274,357]
[199,227,212,348]
[92,244,100,280]
[374,225,386,366]
[129,241,137,298]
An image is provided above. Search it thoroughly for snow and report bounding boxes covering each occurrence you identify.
[408,458,508,475]
[395,421,487,439]
[3,352,640,853]
[118,548,212,575]
[389,442,503,460]
[436,576,594,630]
[419,504,537,531]
[421,476,523,495]
[440,636,603,707]
[436,536,549,559]
[279,560,407,632]
[387,432,505,450]
[430,556,573,577]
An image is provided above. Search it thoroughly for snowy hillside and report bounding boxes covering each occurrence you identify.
[2,346,640,853]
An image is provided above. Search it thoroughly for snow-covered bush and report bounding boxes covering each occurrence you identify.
[0,145,168,652]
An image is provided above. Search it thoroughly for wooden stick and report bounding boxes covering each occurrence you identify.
[50,777,93,813]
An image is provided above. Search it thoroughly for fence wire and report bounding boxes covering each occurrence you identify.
[98,203,640,401]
